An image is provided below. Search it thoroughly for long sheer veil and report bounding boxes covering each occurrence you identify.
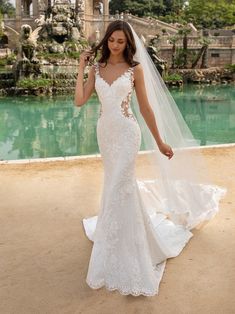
[128,23,226,230]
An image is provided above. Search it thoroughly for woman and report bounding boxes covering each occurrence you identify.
[74,20,225,296]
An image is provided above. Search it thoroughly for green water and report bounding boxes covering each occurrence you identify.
[0,84,234,160]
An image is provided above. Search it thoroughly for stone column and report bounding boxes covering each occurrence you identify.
[16,0,22,19]
[232,35,235,65]
[22,0,31,16]
[15,0,22,32]
[33,0,39,18]
[84,0,93,39]
[103,0,109,30]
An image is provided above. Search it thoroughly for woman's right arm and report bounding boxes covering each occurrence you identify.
[74,51,95,107]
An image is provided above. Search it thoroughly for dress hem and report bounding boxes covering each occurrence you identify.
[86,279,159,297]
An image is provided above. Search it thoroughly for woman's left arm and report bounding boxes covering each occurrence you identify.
[133,64,174,159]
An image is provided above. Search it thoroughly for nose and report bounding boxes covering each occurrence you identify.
[113,42,118,48]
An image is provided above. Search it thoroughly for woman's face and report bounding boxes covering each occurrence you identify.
[107,30,127,56]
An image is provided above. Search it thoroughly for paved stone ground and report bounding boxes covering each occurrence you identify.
[0,146,234,314]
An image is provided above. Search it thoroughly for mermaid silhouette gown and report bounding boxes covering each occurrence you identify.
[82,62,222,296]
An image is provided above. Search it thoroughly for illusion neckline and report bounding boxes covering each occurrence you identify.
[96,63,133,88]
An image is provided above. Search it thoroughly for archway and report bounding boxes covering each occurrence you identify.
[0,35,9,48]
[3,26,20,49]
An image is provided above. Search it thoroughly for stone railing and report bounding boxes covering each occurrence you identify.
[123,13,179,33]
[3,17,37,32]
[158,35,234,49]
[209,36,235,48]
[109,13,179,36]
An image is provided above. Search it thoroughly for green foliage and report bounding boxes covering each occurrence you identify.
[16,78,53,89]
[0,58,6,66]
[163,73,183,81]
[0,0,15,16]
[183,0,235,28]
[78,38,90,48]
[0,54,16,67]
[67,51,81,59]
[109,0,185,17]
[37,51,81,60]
[109,0,235,27]
[225,64,235,73]
[173,48,199,69]
[6,53,16,64]
[174,48,185,68]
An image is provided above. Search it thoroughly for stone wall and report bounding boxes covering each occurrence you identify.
[158,36,235,68]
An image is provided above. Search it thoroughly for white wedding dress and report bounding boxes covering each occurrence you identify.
[82,62,225,296]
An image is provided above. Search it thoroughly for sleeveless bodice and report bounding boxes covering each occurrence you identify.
[94,62,136,122]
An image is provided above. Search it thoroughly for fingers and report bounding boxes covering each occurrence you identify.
[82,50,92,60]
[165,149,174,159]
[80,51,92,65]
[159,142,174,160]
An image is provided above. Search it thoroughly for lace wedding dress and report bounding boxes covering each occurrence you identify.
[82,62,225,297]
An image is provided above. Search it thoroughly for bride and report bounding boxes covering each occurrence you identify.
[74,20,226,296]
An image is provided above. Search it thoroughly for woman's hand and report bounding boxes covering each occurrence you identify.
[158,142,174,159]
[79,50,93,69]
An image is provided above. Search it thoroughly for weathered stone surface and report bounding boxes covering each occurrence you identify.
[169,68,234,84]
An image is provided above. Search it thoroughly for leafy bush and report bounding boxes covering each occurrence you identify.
[0,54,16,67]
[163,73,183,82]
[0,58,7,67]
[67,51,81,59]
[37,52,65,60]
[225,64,235,73]
[6,54,16,65]
[17,78,53,89]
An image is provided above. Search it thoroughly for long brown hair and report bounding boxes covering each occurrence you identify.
[91,20,139,67]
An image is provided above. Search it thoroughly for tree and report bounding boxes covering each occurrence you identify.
[0,0,15,17]
[177,24,191,68]
[110,0,166,17]
[169,35,179,68]
[183,0,235,28]
[163,0,185,15]
[110,0,235,27]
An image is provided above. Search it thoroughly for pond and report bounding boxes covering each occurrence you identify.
[0,84,234,160]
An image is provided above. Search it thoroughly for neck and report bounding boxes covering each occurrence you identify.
[108,54,125,65]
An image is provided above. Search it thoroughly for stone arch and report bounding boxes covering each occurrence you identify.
[3,26,20,50]
[0,35,9,48]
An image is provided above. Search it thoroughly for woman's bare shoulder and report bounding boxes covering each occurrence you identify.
[133,63,144,78]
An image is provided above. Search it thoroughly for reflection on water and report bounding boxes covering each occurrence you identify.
[171,84,235,146]
[0,84,234,160]
[0,95,100,160]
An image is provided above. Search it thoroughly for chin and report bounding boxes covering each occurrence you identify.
[111,49,123,54]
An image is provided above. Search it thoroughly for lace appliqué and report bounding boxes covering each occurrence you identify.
[94,63,103,118]
[120,68,136,122]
